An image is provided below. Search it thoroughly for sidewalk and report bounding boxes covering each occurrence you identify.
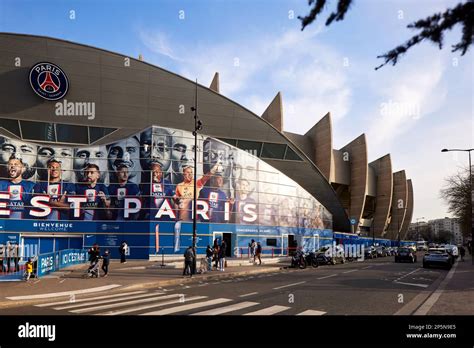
[0,257,289,308]
[425,253,474,315]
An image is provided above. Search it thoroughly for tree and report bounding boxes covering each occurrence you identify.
[440,167,471,238]
[298,0,474,70]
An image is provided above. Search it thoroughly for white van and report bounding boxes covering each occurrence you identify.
[416,241,428,251]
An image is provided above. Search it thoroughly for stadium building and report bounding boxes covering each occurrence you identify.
[0,33,414,262]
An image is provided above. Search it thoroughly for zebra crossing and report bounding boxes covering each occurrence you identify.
[34,290,327,316]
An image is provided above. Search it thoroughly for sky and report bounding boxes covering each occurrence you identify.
[0,0,472,222]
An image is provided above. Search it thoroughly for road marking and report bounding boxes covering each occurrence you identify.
[361,266,372,269]
[395,268,420,282]
[141,298,231,315]
[297,310,326,315]
[273,281,306,290]
[197,283,209,287]
[414,261,459,315]
[244,305,290,316]
[239,292,258,298]
[102,296,206,316]
[54,291,164,310]
[317,274,338,280]
[69,293,180,314]
[192,301,259,315]
[36,291,147,307]
[119,266,146,271]
[6,284,121,300]
[394,281,429,288]
[342,269,358,274]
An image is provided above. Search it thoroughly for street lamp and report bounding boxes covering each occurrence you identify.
[441,148,474,249]
[191,79,203,274]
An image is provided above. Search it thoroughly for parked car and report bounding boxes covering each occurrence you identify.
[364,246,377,259]
[423,248,453,270]
[394,247,417,263]
[375,246,388,257]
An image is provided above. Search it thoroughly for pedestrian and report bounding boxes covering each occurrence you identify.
[13,243,20,272]
[250,239,256,262]
[6,241,14,273]
[219,240,227,271]
[88,244,100,265]
[24,258,34,281]
[183,246,194,277]
[467,241,472,255]
[0,243,4,273]
[255,242,262,265]
[102,249,110,276]
[206,245,213,272]
[459,245,466,262]
[213,239,219,270]
[119,241,128,263]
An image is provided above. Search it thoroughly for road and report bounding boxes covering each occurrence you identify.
[0,252,452,316]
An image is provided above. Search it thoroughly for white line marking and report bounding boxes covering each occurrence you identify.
[69,293,181,314]
[273,281,306,290]
[101,296,206,316]
[6,284,121,300]
[141,298,231,315]
[361,266,372,269]
[342,269,358,274]
[394,281,429,288]
[317,274,338,280]
[36,291,147,307]
[297,310,326,315]
[239,292,258,298]
[192,301,259,315]
[55,291,164,311]
[395,268,420,282]
[244,305,290,316]
[119,266,146,271]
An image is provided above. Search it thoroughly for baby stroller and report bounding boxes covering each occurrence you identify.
[83,257,101,278]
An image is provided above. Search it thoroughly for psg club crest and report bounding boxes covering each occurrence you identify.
[29,62,69,101]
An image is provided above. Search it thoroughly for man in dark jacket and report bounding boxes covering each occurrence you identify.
[101,249,111,276]
[206,245,213,271]
[88,244,100,265]
[183,246,194,277]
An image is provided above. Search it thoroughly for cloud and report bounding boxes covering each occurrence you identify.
[137,25,352,131]
[366,58,446,155]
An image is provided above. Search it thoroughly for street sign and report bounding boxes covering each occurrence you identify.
[350,218,357,225]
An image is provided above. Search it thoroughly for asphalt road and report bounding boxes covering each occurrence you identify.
[1,252,451,316]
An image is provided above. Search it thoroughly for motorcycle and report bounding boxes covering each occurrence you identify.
[305,251,319,268]
[291,249,307,269]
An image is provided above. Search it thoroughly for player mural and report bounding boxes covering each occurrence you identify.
[0,126,334,260]
[0,125,332,229]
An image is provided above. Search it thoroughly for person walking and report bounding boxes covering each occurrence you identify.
[255,242,262,265]
[102,249,110,276]
[183,246,194,277]
[249,239,256,263]
[213,239,219,270]
[218,240,227,271]
[88,244,100,265]
[206,245,213,272]
[6,242,12,272]
[459,245,466,262]
[13,243,20,272]
[119,241,128,263]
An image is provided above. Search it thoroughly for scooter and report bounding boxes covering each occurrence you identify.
[305,251,319,268]
[291,249,307,269]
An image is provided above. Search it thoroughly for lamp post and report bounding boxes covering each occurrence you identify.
[441,148,473,249]
[191,79,203,274]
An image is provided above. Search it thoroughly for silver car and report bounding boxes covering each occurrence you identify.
[423,248,453,270]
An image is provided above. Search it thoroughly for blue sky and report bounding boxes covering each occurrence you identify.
[1,0,472,221]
